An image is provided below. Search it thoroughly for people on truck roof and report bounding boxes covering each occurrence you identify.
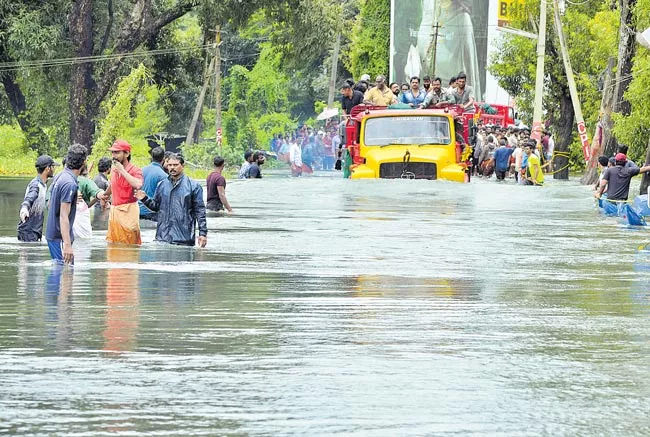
[451,72,475,113]
[422,76,432,93]
[389,82,401,98]
[364,75,397,106]
[419,77,454,109]
[399,76,426,107]
[354,74,371,94]
[340,82,364,116]
[447,76,457,94]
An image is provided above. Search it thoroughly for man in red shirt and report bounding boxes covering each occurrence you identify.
[103,140,144,244]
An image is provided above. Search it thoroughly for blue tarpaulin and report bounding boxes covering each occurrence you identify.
[598,196,647,226]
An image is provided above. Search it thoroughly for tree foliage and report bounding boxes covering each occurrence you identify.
[347,0,390,79]
[612,0,650,160]
[489,0,620,173]
[217,45,297,154]
[93,64,168,163]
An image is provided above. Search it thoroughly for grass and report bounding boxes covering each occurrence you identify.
[0,125,240,180]
[0,125,41,176]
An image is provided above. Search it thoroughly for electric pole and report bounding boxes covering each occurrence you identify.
[327,33,341,108]
[214,25,222,155]
[186,56,215,148]
[531,0,547,144]
[552,0,589,163]
[430,22,441,76]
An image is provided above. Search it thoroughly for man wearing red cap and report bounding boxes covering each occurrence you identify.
[595,153,650,201]
[102,139,144,244]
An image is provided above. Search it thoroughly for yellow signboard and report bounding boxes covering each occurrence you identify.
[498,0,525,25]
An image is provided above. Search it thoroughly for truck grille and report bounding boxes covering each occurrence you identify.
[379,162,437,180]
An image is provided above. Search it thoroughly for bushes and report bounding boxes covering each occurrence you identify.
[0,125,38,176]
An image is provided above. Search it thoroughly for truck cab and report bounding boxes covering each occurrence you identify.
[343,105,471,182]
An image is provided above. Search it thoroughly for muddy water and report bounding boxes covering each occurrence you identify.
[1,174,650,435]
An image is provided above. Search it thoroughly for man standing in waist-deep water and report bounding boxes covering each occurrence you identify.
[102,139,144,245]
[17,155,59,242]
[45,144,88,264]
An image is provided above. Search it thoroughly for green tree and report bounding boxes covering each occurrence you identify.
[616,0,650,193]
[92,64,168,165]
[0,0,67,154]
[489,0,617,179]
[347,0,390,79]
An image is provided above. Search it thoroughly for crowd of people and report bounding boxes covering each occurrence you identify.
[470,124,555,186]
[340,72,476,115]
[22,68,644,266]
[17,140,236,265]
[339,71,556,186]
[268,124,341,177]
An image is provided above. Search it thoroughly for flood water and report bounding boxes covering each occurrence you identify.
[1,173,650,435]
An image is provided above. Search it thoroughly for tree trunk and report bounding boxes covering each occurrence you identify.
[602,0,637,157]
[553,91,574,180]
[1,73,50,154]
[613,0,636,116]
[581,57,616,185]
[640,136,650,196]
[67,0,196,154]
[68,0,97,150]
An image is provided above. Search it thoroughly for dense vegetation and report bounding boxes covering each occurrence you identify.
[0,0,648,181]
[0,0,376,174]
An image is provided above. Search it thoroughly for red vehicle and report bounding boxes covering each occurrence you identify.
[454,102,516,146]
[474,102,516,128]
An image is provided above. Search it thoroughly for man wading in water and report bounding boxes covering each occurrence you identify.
[103,140,144,245]
[17,155,59,242]
[595,153,650,201]
[136,154,207,247]
[45,144,88,264]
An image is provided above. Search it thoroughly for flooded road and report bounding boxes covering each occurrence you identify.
[1,174,650,435]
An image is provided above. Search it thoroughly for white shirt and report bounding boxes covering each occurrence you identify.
[289,142,302,167]
[239,161,251,179]
[332,135,341,155]
[513,147,523,170]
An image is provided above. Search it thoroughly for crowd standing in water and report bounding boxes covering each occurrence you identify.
[17,139,230,264]
[18,71,650,264]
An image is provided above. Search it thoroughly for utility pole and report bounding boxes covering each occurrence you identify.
[429,22,441,76]
[186,56,215,148]
[531,0,547,144]
[552,0,589,163]
[327,32,341,108]
[214,25,222,155]
[580,57,615,185]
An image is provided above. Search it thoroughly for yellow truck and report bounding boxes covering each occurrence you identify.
[341,105,474,182]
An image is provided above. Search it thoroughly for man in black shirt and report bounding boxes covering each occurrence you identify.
[247,151,265,178]
[354,73,370,94]
[340,83,364,115]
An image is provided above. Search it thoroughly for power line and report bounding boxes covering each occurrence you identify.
[0,44,213,72]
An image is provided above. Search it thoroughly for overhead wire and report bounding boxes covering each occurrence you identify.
[0,43,247,72]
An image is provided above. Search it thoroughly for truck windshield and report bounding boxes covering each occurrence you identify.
[363,116,451,146]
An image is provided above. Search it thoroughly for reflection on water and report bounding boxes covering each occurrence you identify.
[104,245,140,352]
[2,175,650,435]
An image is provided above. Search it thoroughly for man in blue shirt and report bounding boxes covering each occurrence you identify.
[139,146,168,221]
[46,144,88,264]
[399,76,427,107]
[136,154,208,247]
[493,139,515,181]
